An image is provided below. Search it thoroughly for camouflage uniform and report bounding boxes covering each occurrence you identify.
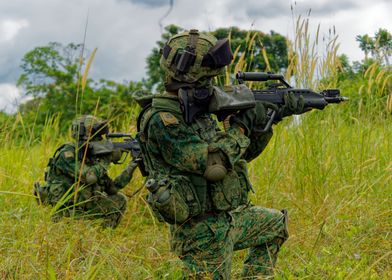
[35,116,137,228]
[138,94,288,279]
[137,29,293,279]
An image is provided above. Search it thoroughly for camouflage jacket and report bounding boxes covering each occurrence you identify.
[138,93,273,219]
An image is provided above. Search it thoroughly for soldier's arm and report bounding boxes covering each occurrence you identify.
[148,113,250,174]
[242,128,274,162]
[112,160,138,189]
[230,100,275,162]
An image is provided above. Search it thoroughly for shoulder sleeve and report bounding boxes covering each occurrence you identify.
[147,112,209,174]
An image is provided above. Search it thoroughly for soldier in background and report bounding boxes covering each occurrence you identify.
[34,115,138,228]
[137,30,305,278]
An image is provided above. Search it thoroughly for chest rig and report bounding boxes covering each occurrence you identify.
[137,94,250,224]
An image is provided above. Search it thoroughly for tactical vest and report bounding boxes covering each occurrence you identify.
[137,94,251,224]
[35,143,75,205]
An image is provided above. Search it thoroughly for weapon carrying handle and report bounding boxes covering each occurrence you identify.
[236,72,291,88]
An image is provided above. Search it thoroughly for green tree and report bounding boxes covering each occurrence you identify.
[356,34,374,60]
[374,28,392,66]
[212,27,288,72]
[17,42,142,135]
[356,28,392,65]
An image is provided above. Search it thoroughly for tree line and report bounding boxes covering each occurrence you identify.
[3,25,392,137]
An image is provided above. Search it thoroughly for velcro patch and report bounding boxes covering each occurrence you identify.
[63,151,74,158]
[159,112,179,126]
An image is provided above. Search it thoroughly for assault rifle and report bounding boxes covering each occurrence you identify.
[106,133,141,160]
[89,133,141,164]
[234,72,348,131]
[179,72,347,125]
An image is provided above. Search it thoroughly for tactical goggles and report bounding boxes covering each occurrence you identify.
[201,38,233,69]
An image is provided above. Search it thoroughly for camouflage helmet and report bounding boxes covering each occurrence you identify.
[160,29,233,90]
[71,115,109,140]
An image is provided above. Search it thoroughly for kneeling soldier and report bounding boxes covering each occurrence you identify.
[34,115,138,228]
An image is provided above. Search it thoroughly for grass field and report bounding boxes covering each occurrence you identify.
[0,102,391,279]
[1,15,391,278]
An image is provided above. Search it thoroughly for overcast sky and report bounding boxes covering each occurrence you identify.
[0,0,391,112]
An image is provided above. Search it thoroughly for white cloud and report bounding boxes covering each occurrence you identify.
[0,83,22,113]
[0,19,29,43]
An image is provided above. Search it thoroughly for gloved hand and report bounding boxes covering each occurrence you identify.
[97,155,112,170]
[279,92,305,118]
[110,149,123,164]
[230,102,268,136]
[124,160,138,176]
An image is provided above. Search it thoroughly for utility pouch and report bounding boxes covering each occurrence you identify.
[146,192,166,222]
[146,175,201,224]
[210,169,243,211]
[155,186,189,224]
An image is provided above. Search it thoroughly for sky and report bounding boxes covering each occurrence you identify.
[0,0,391,112]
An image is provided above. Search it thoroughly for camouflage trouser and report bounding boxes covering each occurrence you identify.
[170,205,289,279]
[34,182,127,228]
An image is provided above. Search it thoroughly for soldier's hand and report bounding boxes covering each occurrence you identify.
[230,102,268,136]
[110,150,122,164]
[279,92,305,118]
[97,155,112,169]
[125,159,138,175]
[105,180,118,195]
[100,174,118,195]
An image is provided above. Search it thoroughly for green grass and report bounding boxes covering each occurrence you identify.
[0,103,391,279]
[1,14,391,278]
